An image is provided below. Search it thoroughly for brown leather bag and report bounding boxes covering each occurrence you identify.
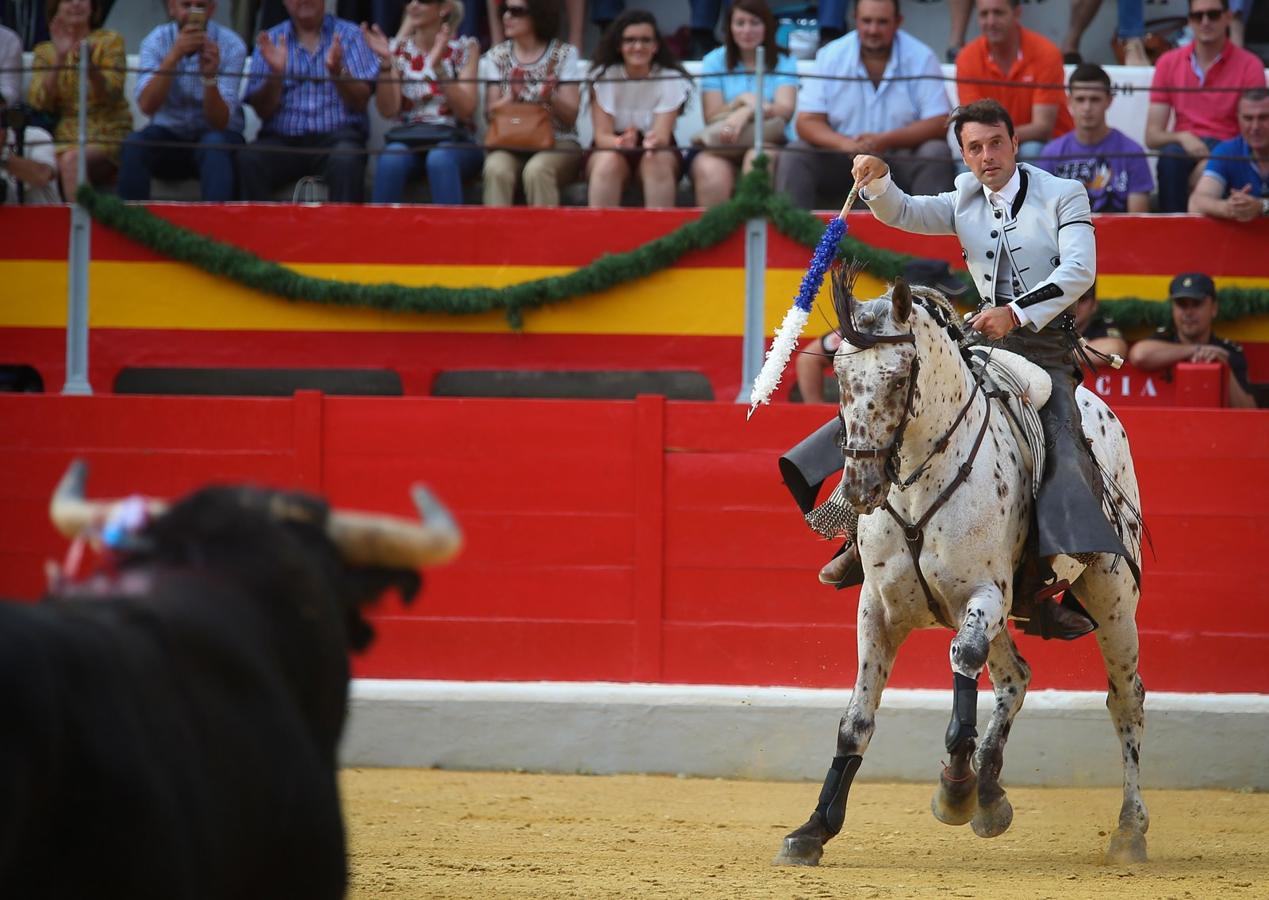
[485,102,554,151]
[485,44,561,151]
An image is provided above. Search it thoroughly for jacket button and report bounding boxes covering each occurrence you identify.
[983,274,992,281]
[994,210,1002,218]
[986,251,995,259]
[990,230,998,238]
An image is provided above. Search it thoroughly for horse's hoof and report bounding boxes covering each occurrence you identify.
[971,795,1014,838]
[1104,827,1148,865]
[931,776,978,826]
[772,835,823,867]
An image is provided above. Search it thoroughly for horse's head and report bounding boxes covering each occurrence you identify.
[831,265,921,514]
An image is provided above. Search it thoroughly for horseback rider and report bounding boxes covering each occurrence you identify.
[787,98,1133,640]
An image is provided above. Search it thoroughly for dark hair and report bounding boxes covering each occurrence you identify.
[1067,63,1112,93]
[949,99,1014,147]
[1188,0,1229,10]
[1240,87,1269,104]
[724,0,782,73]
[590,10,689,80]
[853,0,902,19]
[47,0,102,27]
[521,0,562,44]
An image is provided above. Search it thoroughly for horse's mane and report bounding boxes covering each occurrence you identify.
[829,261,968,354]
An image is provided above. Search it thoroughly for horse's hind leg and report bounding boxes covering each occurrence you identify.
[970,627,1032,839]
[1078,564,1149,863]
[774,591,907,867]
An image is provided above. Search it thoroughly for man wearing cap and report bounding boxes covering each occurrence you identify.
[1129,273,1257,408]
[797,98,1135,641]
[796,258,968,403]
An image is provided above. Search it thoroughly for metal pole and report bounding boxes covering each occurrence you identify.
[735,45,767,403]
[63,39,92,395]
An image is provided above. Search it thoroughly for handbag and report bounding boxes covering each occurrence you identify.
[484,43,562,151]
[384,121,471,148]
[484,102,554,151]
[691,114,789,153]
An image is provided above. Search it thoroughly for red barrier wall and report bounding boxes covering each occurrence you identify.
[1,393,1266,693]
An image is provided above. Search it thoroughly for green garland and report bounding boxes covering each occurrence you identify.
[76,157,1269,329]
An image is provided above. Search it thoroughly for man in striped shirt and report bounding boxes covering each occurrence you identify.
[240,0,378,202]
[119,0,247,201]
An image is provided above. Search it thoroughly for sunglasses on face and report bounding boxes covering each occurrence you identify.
[621,35,655,46]
[499,3,530,16]
[1187,9,1224,22]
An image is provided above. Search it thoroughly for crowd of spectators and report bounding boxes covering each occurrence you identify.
[1,0,1265,213]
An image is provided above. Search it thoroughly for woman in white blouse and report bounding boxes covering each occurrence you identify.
[585,11,692,209]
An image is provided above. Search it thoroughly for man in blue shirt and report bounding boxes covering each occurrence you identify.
[1188,87,1269,222]
[118,0,247,201]
[240,0,378,202]
[774,0,953,209]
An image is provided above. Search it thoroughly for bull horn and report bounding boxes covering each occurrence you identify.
[48,459,167,538]
[326,484,462,569]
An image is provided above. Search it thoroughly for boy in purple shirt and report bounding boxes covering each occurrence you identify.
[1038,64,1153,213]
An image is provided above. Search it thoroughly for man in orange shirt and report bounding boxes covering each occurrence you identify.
[955,0,1072,158]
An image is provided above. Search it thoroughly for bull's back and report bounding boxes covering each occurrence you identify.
[0,597,348,899]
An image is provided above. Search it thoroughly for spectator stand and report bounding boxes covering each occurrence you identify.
[22,49,1256,203]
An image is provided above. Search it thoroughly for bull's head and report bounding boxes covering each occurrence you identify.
[47,460,463,652]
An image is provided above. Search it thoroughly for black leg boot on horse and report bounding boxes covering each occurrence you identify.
[773,754,863,866]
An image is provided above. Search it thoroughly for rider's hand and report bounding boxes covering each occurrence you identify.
[969,306,1018,340]
[850,154,889,191]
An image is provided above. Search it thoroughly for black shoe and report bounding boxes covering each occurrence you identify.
[1017,580,1098,640]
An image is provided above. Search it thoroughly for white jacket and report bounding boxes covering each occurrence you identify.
[864,162,1095,331]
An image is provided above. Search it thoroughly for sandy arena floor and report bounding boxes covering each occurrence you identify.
[341,768,1268,899]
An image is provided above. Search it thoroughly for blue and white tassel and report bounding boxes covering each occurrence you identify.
[747,185,859,418]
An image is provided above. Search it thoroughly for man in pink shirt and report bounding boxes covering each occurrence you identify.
[1145,0,1267,211]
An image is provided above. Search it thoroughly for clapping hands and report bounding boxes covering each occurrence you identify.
[256,31,288,73]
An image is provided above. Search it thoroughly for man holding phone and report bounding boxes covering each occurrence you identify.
[118,0,247,200]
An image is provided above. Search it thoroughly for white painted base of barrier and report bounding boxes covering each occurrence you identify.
[341,680,1269,790]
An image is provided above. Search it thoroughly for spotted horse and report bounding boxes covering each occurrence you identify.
[772,267,1148,867]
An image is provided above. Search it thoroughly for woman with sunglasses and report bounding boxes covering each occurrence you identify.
[363,0,481,204]
[479,0,582,206]
[586,10,691,208]
[690,0,797,208]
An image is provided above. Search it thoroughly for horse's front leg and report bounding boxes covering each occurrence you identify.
[970,625,1032,838]
[773,588,907,867]
[932,582,1010,829]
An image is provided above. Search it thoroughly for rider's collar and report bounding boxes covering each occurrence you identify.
[982,166,1023,216]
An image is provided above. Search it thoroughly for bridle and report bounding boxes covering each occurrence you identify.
[834,294,992,630]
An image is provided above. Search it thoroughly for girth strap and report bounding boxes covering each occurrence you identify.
[883,390,993,630]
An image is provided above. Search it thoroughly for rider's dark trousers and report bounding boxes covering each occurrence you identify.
[999,325,1130,563]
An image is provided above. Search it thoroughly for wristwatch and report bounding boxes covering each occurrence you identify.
[1261,197,1269,217]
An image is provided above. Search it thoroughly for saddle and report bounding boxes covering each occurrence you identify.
[968,348,1050,500]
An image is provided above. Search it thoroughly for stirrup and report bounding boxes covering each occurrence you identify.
[1019,580,1098,641]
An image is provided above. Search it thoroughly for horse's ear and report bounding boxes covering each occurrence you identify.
[892,277,912,324]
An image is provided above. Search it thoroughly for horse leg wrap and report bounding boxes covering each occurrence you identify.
[814,754,863,837]
[945,672,979,754]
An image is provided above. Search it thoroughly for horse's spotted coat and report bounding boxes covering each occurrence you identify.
[793,282,1148,864]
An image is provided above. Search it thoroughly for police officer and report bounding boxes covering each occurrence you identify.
[802,98,1135,640]
[1128,272,1257,409]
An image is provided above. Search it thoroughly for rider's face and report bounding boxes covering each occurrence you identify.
[959,121,1018,192]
